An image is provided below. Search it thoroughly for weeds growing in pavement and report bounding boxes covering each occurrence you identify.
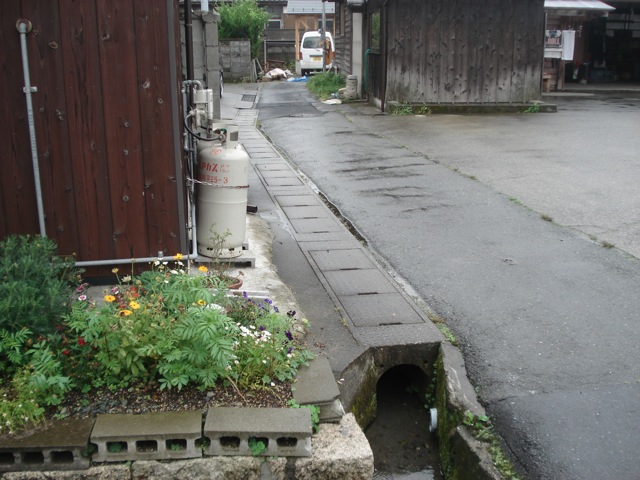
[307,72,346,100]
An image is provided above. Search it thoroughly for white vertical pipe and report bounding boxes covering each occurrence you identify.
[17,19,47,237]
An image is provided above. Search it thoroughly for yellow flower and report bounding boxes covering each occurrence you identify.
[197,299,206,306]
[118,310,133,317]
[174,253,184,260]
[112,268,119,274]
[129,301,141,310]
[104,295,116,303]
[198,265,209,273]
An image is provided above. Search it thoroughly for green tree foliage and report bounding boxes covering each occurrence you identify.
[217,0,270,60]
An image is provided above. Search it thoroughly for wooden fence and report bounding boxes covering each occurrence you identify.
[0,1,186,273]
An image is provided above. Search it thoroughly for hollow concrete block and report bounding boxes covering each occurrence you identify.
[90,411,203,462]
[204,407,312,457]
[0,418,95,472]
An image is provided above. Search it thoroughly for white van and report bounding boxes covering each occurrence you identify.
[298,31,335,76]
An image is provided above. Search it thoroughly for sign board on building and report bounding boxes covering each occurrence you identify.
[545,29,563,58]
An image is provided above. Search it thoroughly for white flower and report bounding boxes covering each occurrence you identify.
[270,382,275,387]
[262,359,267,364]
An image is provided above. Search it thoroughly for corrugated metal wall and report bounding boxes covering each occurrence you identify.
[0,0,186,269]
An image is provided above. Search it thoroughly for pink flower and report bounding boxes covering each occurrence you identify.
[78,295,87,301]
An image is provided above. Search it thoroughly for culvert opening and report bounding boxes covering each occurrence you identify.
[365,364,442,479]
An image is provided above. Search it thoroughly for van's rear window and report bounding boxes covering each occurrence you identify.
[303,37,322,48]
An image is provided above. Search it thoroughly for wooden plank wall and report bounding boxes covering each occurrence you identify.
[0,1,185,266]
[333,2,352,74]
[384,0,544,104]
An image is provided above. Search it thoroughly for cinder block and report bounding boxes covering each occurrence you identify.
[294,357,344,423]
[0,418,95,472]
[204,407,312,457]
[90,411,203,462]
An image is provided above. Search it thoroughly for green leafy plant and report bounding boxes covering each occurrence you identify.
[228,295,314,387]
[288,399,321,433]
[217,0,270,60]
[248,436,267,456]
[108,442,125,453]
[462,411,521,479]
[1,249,313,435]
[0,234,81,435]
[416,104,432,115]
[65,257,312,392]
[0,235,81,334]
[391,103,414,115]
[199,227,243,288]
[436,324,458,345]
[523,102,540,113]
[80,443,97,458]
[307,72,346,100]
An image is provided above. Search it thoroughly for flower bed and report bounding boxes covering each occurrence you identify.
[0,237,313,436]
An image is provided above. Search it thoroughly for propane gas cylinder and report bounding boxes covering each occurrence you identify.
[196,125,249,258]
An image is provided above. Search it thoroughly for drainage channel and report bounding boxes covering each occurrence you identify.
[366,365,443,480]
[340,344,444,480]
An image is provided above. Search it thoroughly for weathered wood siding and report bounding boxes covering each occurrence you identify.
[0,1,185,266]
[384,0,544,104]
[333,2,352,74]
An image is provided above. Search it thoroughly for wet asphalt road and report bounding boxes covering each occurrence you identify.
[255,82,640,480]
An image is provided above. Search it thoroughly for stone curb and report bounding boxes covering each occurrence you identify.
[439,342,505,480]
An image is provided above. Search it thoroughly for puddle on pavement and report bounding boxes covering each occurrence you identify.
[365,365,443,480]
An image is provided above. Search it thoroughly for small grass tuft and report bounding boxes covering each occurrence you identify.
[391,103,413,115]
[307,72,346,100]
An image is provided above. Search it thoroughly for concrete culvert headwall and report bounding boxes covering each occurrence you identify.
[339,343,440,430]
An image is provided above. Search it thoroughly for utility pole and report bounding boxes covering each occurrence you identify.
[321,0,326,73]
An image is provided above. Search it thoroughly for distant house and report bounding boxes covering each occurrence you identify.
[331,0,546,110]
[544,0,640,90]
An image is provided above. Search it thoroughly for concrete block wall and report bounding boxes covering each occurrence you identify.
[0,358,344,473]
[220,40,253,82]
[180,10,222,118]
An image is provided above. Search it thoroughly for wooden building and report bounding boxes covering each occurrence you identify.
[544,0,640,91]
[332,0,546,110]
[1,1,186,274]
